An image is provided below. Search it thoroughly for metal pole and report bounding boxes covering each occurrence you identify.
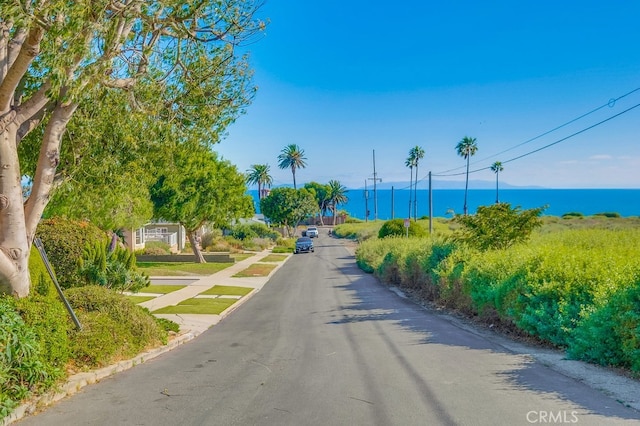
[364,180,369,222]
[368,149,382,221]
[391,186,395,219]
[429,171,433,234]
[34,238,82,331]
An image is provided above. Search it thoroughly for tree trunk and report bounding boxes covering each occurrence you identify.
[0,123,31,297]
[186,229,206,263]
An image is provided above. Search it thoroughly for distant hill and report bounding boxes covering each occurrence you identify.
[351,180,544,190]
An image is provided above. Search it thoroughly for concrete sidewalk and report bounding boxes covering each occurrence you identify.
[139,249,289,335]
[4,250,290,425]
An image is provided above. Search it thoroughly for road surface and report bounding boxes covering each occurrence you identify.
[19,233,640,425]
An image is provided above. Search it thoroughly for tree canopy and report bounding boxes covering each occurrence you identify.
[150,144,254,263]
[0,1,265,296]
[260,187,317,237]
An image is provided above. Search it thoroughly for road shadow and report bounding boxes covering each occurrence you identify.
[324,242,640,422]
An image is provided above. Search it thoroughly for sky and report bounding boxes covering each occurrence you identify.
[214,1,640,190]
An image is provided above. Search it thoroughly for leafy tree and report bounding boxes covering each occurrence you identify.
[0,1,264,297]
[490,161,504,204]
[454,203,545,250]
[260,187,318,237]
[304,182,331,226]
[246,164,273,201]
[20,89,156,230]
[409,146,425,221]
[277,144,307,189]
[456,136,478,215]
[327,180,349,225]
[150,145,254,263]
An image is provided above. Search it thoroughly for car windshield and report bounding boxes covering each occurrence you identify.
[297,237,311,242]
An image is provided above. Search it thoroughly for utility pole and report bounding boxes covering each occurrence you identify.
[368,149,382,221]
[428,171,433,234]
[364,180,369,222]
[391,186,395,219]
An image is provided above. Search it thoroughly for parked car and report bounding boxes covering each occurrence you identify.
[306,226,319,238]
[295,237,314,254]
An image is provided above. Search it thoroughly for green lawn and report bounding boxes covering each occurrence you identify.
[260,254,288,262]
[125,295,156,304]
[233,263,277,277]
[137,261,233,276]
[153,297,237,315]
[199,285,253,296]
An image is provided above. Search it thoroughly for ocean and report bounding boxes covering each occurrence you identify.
[250,189,640,219]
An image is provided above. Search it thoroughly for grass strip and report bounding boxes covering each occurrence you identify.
[233,263,277,277]
[137,261,232,276]
[125,295,156,304]
[199,285,253,296]
[153,297,237,315]
[260,254,288,262]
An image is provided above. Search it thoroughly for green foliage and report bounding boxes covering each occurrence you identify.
[64,286,167,368]
[0,296,56,418]
[78,241,150,292]
[35,218,109,289]
[568,282,640,372]
[355,225,640,371]
[378,219,426,239]
[454,203,545,250]
[154,317,180,334]
[260,187,318,236]
[594,212,621,218]
[150,146,254,235]
[14,291,71,386]
[231,222,279,241]
[141,241,172,255]
[28,245,55,297]
[201,230,223,250]
[562,212,584,218]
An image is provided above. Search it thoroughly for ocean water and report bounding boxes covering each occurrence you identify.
[250,189,640,219]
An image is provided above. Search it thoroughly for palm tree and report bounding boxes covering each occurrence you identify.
[490,161,504,204]
[405,155,415,220]
[327,180,348,225]
[277,144,307,189]
[246,164,273,200]
[456,136,478,215]
[409,146,425,221]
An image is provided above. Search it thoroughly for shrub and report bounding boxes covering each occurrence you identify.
[378,219,425,239]
[562,212,584,218]
[454,203,545,250]
[35,218,108,289]
[28,245,56,298]
[201,230,222,250]
[14,291,71,380]
[0,296,54,418]
[594,212,621,218]
[231,223,279,241]
[78,241,150,292]
[141,241,171,255]
[64,286,167,368]
[568,282,640,372]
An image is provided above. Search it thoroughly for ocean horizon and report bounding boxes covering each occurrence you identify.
[249,188,640,219]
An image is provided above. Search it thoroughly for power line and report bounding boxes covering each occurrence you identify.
[433,100,640,178]
[431,86,640,178]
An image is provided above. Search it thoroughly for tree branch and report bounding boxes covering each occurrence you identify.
[0,24,43,112]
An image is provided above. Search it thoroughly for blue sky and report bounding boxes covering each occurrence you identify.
[215,1,640,189]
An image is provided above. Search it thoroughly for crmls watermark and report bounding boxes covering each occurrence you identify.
[526,410,579,424]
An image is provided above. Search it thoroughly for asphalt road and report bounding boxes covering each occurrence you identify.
[19,234,640,425]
